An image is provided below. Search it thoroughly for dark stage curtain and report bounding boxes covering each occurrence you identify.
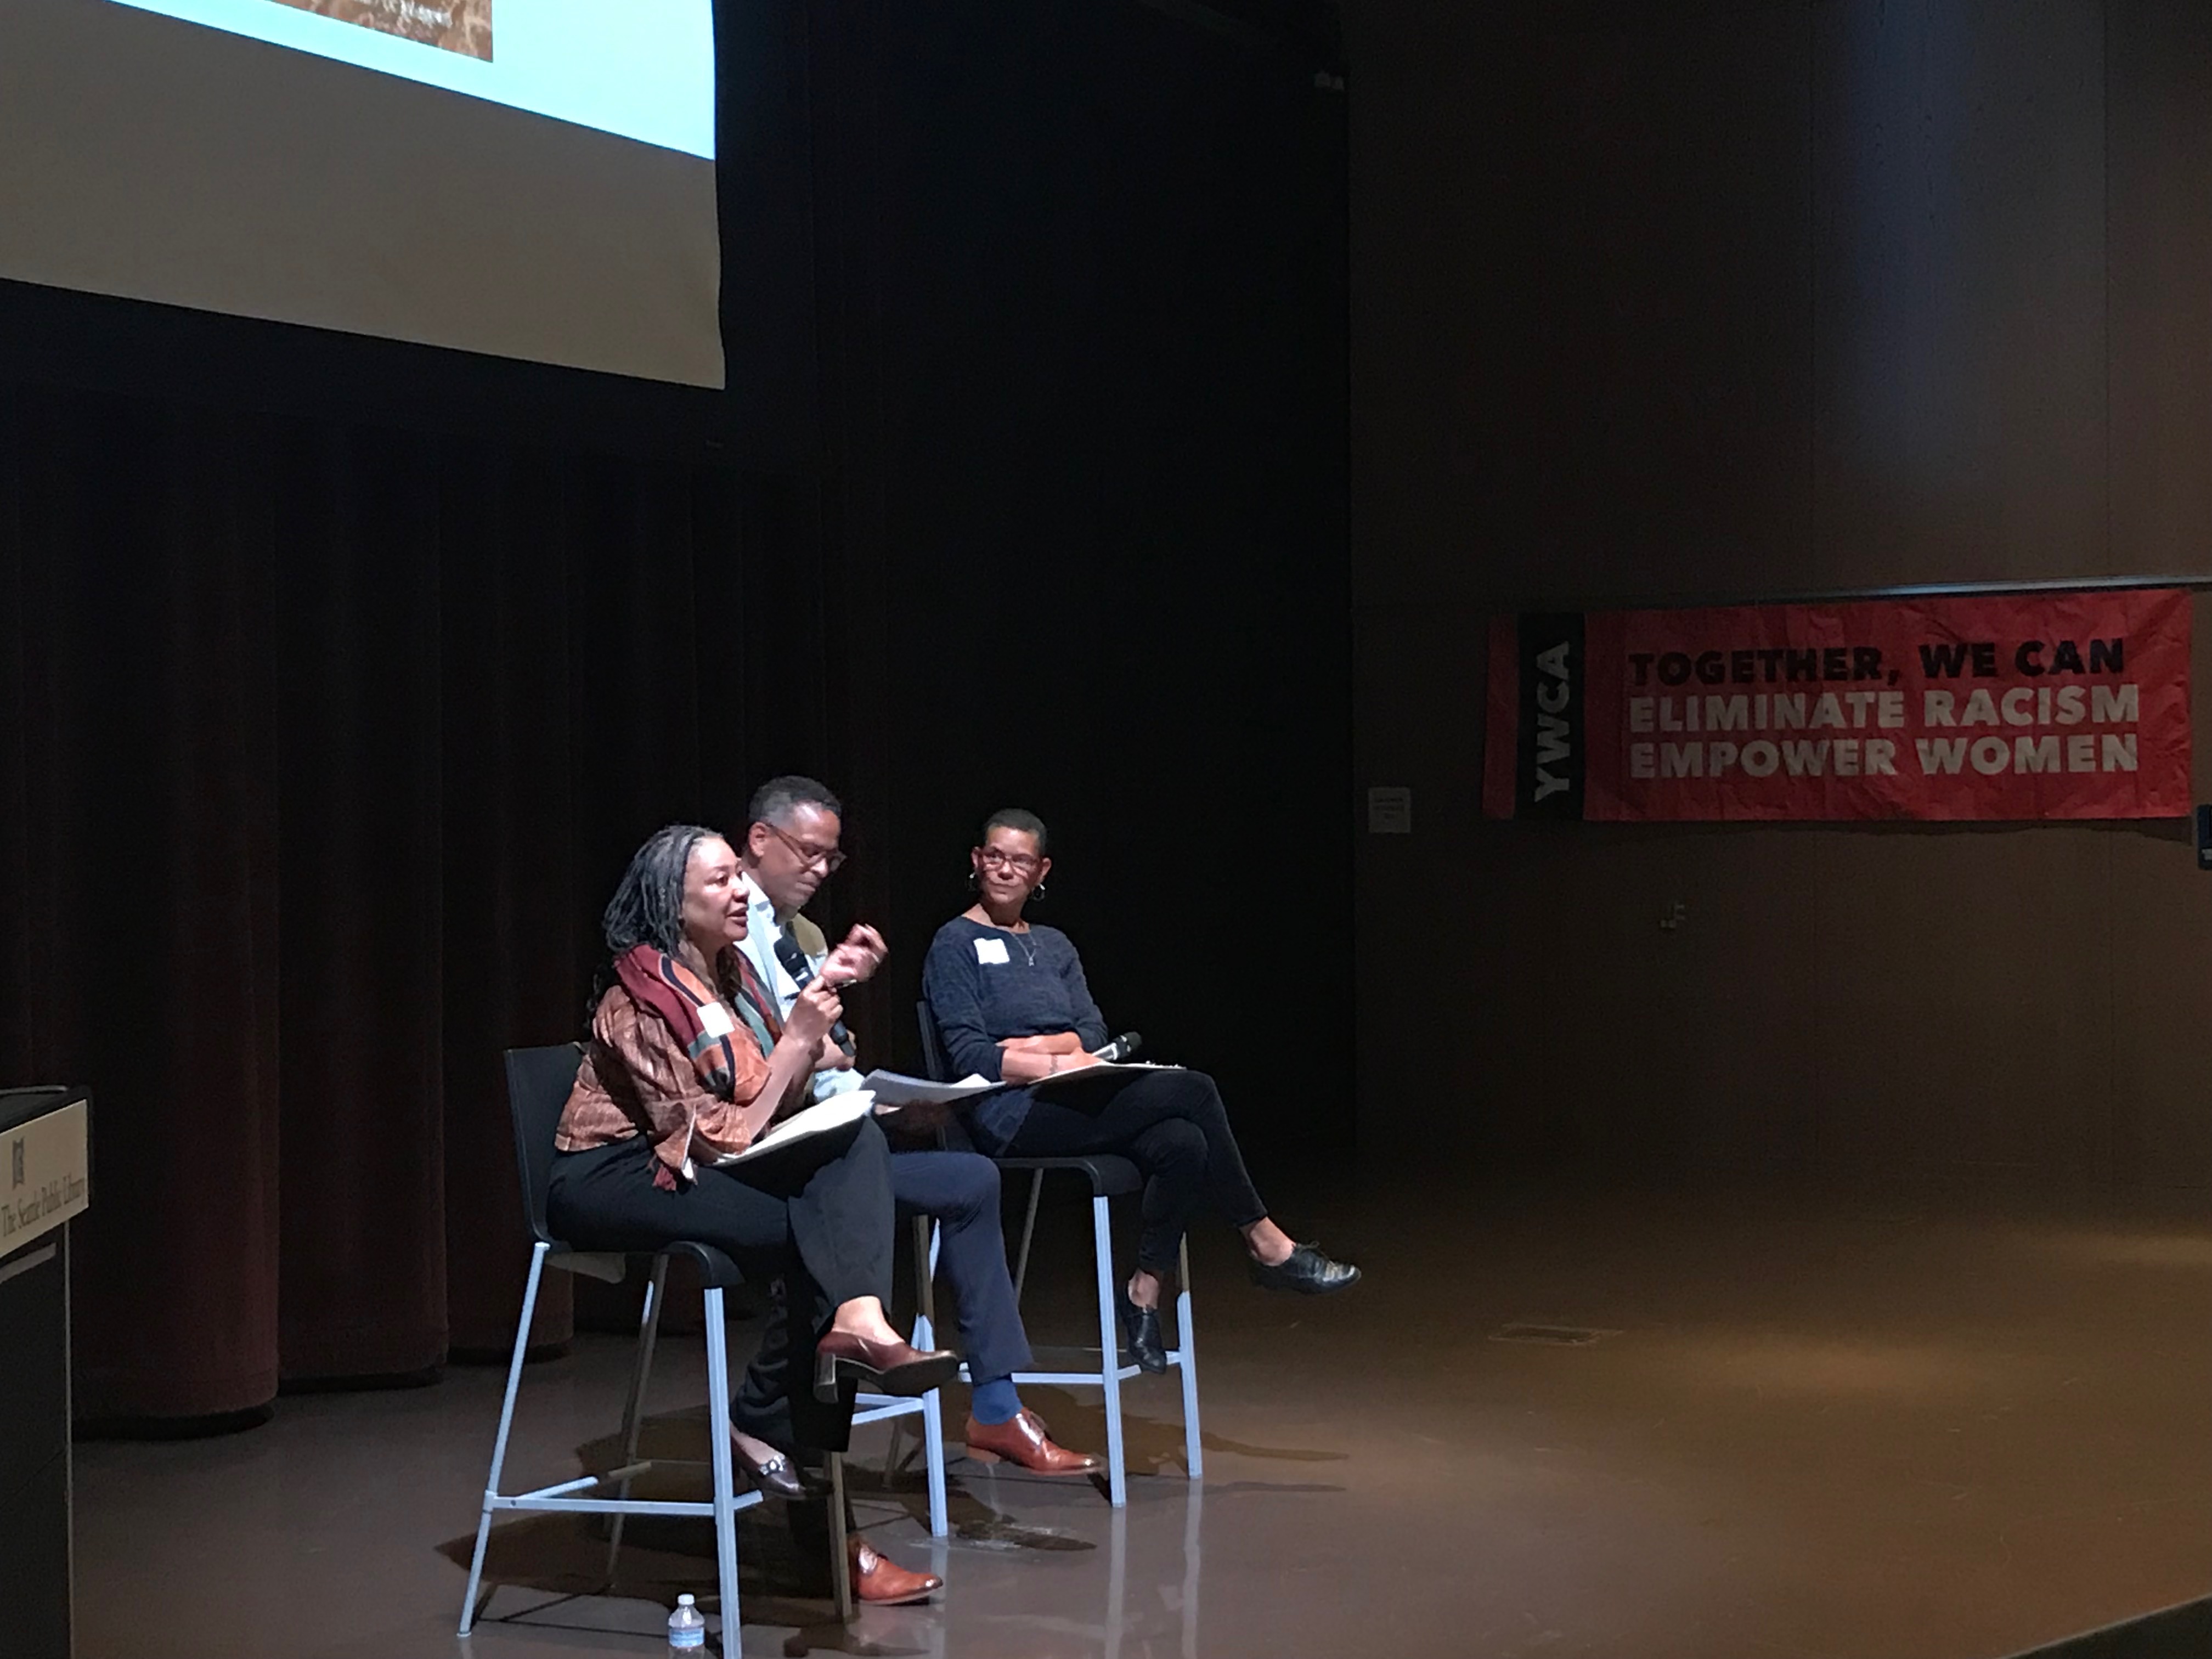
[0,380,848,1418]
[0,0,1349,1420]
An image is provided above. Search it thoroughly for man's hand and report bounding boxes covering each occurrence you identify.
[822,923,889,988]
[816,1034,855,1071]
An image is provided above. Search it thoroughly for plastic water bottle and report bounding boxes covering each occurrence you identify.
[668,1593,706,1652]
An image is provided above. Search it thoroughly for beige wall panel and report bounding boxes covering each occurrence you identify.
[2106,822,2212,1183]
[1346,0,1522,614]
[1350,1,2212,1192]
[1636,828,1825,1174]
[1808,1,2108,588]
[1807,827,2114,1183]
[2108,2,2212,578]
[2104,595,2212,1182]
[1516,5,1814,604]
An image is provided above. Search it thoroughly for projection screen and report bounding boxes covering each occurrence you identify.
[0,0,724,387]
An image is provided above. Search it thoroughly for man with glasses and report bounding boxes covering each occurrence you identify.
[729,777,1101,1504]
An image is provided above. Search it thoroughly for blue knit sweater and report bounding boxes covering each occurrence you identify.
[921,916,1110,1147]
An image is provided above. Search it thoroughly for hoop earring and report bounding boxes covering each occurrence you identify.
[1028,881,1047,902]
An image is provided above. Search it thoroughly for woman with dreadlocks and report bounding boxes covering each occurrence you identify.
[548,825,956,1601]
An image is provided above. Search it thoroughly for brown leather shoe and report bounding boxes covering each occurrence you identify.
[963,1408,1103,1476]
[813,1330,961,1401]
[850,1537,941,1605]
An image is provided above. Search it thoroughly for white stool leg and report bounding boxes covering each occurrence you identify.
[1176,1236,1201,1481]
[605,1256,669,1581]
[828,1454,854,1621]
[1181,1481,1203,1659]
[908,1214,939,1351]
[459,1241,548,1635]
[914,1217,949,1537]
[703,1286,742,1646]
[1105,1503,1129,1659]
[919,1386,949,1538]
[1012,1170,1045,1304]
[1092,1195,1127,1508]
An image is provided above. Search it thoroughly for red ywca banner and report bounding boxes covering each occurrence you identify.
[1483,587,2192,822]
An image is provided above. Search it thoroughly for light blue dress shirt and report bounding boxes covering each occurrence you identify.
[743,885,865,1102]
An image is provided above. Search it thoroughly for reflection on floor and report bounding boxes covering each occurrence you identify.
[71,1181,2212,1658]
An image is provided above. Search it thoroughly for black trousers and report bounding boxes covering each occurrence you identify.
[545,1116,896,1452]
[989,1069,1268,1276]
[732,1148,1032,1448]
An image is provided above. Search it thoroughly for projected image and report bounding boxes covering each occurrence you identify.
[4,0,724,385]
[267,0,492,61]
[110,0,714,158]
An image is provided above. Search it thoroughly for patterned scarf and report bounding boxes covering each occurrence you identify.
[615,943,782,1098]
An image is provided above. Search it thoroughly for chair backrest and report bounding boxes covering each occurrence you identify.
[504,1043,585,1246]
[914,1003,984,1153]
[915,1002,951,1083]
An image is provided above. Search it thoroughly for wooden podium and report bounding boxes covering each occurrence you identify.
[1,1087,91,1659]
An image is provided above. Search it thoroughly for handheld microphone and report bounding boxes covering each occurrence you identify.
[1093,1031,1143,1064]
[772,932,852,1049]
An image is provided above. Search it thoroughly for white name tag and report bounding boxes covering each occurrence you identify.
[697,1001,736,1037]
[974,938,1010,965]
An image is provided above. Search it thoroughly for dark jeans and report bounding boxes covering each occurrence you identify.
[733,1148,1032,1447]
[545,1116,895,1453]
[988,1068,1268,1276]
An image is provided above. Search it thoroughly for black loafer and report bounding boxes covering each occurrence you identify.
[1118,1290,1169,1373]
[1248,1242,1361,1295]
[736,1446,811,1500]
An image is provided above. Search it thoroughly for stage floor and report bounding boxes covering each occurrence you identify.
[72,1180,2212,1658]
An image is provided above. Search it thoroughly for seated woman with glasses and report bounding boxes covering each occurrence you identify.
[920,809,1360,1373]
[551,823,956,1603]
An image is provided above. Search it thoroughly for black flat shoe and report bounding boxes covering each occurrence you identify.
[1118,1290,1168,1374]
[1248,1242,1361,1295]
[735,1445,812,1500]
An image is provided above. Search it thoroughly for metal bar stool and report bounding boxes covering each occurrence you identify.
[459,1042,765,1638]
[876,1214,951,1533]
[459,1046,949,1638]
[916,1007,1202,1507]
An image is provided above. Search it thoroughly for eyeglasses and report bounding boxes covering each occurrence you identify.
[978,848,1041,874]
[763,821,847,873]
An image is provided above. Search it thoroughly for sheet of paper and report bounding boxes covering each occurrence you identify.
[1027,1061,1178,1090]
[713,1091,876,1166]
[857,1070,1004,1108]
